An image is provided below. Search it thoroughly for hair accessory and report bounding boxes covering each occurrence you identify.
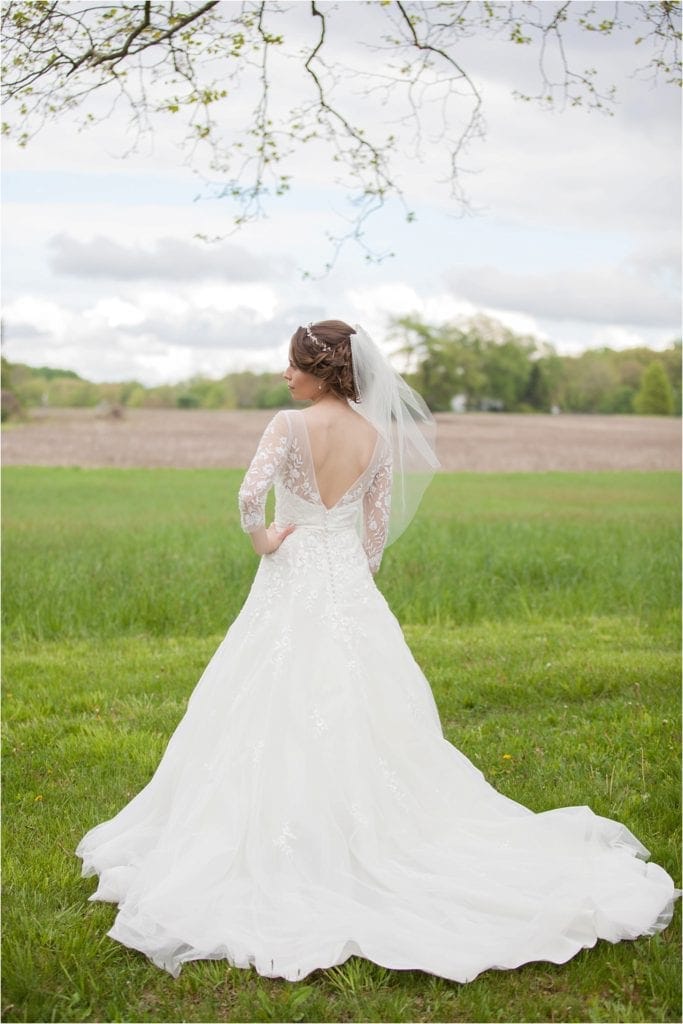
[305,322,331,353]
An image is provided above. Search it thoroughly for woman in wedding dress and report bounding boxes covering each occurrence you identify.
[76,319,678,983]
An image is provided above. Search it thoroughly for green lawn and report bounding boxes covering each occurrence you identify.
[2,468,681,1023]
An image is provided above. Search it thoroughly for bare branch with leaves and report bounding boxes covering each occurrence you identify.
[2,0,680,261]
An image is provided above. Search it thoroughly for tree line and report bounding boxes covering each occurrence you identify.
[2,315,680,420]
[393,315,680,416]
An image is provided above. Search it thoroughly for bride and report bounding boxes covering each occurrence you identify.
[76,319,678,983]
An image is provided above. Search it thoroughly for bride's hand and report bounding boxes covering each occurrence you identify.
[250,522,295,556]
[264,522,295,554]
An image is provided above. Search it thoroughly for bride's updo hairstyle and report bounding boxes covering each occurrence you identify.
[290,320,358,401]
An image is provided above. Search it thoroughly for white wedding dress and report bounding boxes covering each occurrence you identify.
[76,408,678,982]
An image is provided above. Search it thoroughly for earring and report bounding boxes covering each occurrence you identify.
[318,384,322,390]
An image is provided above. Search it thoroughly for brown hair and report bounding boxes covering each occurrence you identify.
[290,320,358,401]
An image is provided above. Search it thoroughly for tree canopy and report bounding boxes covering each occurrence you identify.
[2,1,680,259]
[634,359,676,415]
[391,314,681,414]
[4,324,680,415]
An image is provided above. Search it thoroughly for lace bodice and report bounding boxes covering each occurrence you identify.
[238,409,392,573]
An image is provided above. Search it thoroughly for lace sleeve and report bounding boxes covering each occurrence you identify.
[362,447,392,574]
[238,411,290,532]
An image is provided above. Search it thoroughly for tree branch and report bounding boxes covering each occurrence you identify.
[1,1,679,268]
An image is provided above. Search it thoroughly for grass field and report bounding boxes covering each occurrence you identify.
[2,468,681,1023]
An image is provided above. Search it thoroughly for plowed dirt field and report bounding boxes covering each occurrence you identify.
[2,408,680,471]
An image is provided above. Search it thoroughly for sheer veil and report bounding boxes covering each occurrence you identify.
[349,324,440,546]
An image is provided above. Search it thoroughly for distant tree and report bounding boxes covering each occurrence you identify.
[615,356,645,390]
[45,376,100,406]
[1,355,23,420]
[25,365,82,381]
[534,351,566,410]
[126,384,148,408]
[659,339,682,414]
[522,362,550,411]
[1,389,22,421]
[559,351,620,412]
[634,360,675,415]
[132,383,178,408]
[1,355,13,391]
[392,313,543,411]
[176,392,200,409]
[393,316,487,411]
[600,385,635,414]
[482,336,536,410]
[199,381,231,409]
[260,381,293,409]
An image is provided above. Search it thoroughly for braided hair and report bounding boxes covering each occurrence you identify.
[289,320,358,402]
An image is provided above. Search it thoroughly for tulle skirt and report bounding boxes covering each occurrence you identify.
[76,527,679,981]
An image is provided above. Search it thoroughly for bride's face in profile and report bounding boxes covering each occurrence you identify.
[283,350,323,402]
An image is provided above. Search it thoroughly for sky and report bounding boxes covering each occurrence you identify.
[2,0,681,386]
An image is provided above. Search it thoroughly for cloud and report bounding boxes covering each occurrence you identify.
[447,260,680,329]
[1,288,328,384]
[47,234,292,283]
[121,304,323,352]
[3,296,74,336]
[2,320,50,341]
[624,239,681,288]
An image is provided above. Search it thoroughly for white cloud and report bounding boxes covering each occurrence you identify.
[4,297,72,337]
[189,284,280,318]
[447,260,679,328]
[86,298,147,328]
[47,234,292,283]
[592,326,656,351]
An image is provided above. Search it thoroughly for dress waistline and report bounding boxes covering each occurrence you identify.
[279,522,356,534]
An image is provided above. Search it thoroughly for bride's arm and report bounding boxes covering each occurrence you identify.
[362,449,392,574]
[247,521,295,556]
[238,412,294,555]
